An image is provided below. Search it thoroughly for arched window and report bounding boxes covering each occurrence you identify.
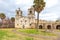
[17,11,19,15]
[30,11,32,13]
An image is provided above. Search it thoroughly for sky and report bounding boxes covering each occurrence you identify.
[0,0,60,21]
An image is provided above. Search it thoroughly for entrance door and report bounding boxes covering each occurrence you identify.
[23,25,25,29]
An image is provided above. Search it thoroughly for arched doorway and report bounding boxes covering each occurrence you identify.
[56,25,60,29]
[47,25,51,29]
[23,25,25,29]
[39,25,42,29]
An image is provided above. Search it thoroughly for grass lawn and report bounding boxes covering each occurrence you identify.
[18,29,57,36]
[0,29,35,40]
[0,29,58,40]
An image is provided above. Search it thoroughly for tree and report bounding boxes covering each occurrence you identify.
[0,13,6,22]
[10,17,15,28]
[11,17,15,23]
[33,0,45,30]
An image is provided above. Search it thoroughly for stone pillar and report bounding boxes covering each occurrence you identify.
[54,24,57,30]
[54,24,56,30]
[51,24,53,31]
[44,24,48,31]
[43,23,46,29]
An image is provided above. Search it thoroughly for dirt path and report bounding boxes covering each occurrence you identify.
[12,29,57,40]
[52,31,60,40]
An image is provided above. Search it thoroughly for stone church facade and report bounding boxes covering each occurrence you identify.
[15,7,35,28]
[15,7,60,29]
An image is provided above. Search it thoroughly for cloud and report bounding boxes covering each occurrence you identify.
[0,0,17,18]
[0,0,60,21]
[35,12,58,21]
[45,0,58,8]
[16,0,33,5]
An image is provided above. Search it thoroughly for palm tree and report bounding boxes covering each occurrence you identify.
[11,17,15,23]
[0,13,6,22]
[33,0,45,30]
[0,13,6,28]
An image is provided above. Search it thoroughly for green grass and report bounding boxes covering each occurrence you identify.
[0,29,24,40]
[18,29,39,34]
[0,29,35,40]
[18,29,57,36]
[25,37,34,40]
[0,29,58,40]
[0,30,7,40]
[0,29,18,40]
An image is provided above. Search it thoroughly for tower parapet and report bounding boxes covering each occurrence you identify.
[16,8,22,18]
[28,6,35,18]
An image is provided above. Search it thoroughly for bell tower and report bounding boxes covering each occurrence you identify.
[15,8,22,28]
[28,6,35,18]
[28,6,35,24]
[16,8,22,18]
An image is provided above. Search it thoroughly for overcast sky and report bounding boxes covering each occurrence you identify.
[0,0,60,21]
